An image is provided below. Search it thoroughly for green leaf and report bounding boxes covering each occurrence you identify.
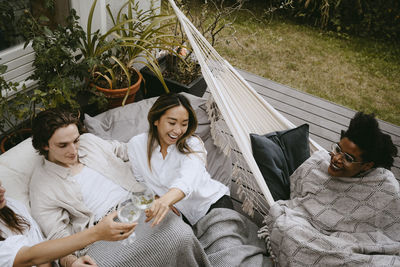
[0,64,7,74]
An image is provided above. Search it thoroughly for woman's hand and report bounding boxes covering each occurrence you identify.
[145,188,184,227]
[145,198,171,227]
[93,211,137,241]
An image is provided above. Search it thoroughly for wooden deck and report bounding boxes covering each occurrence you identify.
[236,69,400,178]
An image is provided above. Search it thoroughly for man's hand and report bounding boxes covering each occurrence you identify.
[71,255,98,267]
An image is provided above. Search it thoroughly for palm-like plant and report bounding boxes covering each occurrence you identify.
[81,0,179,104]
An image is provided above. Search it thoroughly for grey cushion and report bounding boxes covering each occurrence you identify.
[250,124,310,200]
[84,93,232,187]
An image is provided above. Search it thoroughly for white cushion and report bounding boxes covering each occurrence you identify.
[0,138,42,210]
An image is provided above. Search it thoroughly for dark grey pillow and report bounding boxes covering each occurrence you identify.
[250,124,310,200]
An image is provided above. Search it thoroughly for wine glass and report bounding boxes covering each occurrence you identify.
[132,182,155,211]
[117,197,142,245]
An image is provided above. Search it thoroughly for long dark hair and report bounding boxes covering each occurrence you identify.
[0,206,30,241]
[147,93,198,168]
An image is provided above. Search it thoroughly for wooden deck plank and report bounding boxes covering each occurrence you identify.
[253,83,350,129]
[234,69,400,178]
[250,82,400,147]
[237,69,356,117]
[238,69,400,137]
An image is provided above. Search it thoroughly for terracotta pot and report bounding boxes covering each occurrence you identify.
[94,69,143,109]
[0,128,32,153]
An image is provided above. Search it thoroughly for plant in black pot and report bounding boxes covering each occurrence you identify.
[141,49,206,98]
[140,0,245,98]
[0,64,35,153]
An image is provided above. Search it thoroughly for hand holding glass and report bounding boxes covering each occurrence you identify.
[117,197,141,245]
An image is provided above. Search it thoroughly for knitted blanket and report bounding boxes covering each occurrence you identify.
[262,151,400,266]
[83,208,272,267]
[194,208,272,267]
[83,212,211,267]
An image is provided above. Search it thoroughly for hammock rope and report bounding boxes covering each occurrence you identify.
[168,0,323,216]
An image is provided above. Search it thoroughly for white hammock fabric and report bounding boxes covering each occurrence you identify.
[168,0,323,217]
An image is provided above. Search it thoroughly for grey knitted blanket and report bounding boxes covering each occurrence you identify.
[262,151,400,266]
[83,208,272,267]
[194,208,272,267]
[83,212,212,267]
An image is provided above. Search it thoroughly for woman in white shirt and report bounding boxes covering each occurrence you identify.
[0,180,136,267]
[128,93,232,226]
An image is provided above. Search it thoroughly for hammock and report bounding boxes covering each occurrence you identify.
[168,0,323,217]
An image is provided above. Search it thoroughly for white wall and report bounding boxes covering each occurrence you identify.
[70,0,161,35]
[70,0,161,70]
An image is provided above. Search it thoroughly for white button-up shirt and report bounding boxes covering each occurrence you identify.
[128,133,229,225]
[0,198,44,267]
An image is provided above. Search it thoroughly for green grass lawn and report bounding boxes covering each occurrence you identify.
[196,5,400,126]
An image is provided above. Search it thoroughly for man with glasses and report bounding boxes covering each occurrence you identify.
[263,112,399,266]
[327,112,396,178]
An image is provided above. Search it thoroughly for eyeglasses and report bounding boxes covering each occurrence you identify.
[330,143,364,164]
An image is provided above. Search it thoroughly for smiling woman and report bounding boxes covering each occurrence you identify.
[126,93,271,266]
[128,93,229,226]
[154,105,189,158]
[146,93,198,163]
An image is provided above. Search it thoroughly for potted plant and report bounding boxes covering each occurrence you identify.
[0,64,35,153]
[140,49,206,98]
[19,0,179,114]
[140,0,245,98]
[83,0,178,108]
[20,7,100,115]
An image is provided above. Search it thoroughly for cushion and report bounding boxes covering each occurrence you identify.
[0,137,42,210]
[250,124,310,201]
[84,93,232,187]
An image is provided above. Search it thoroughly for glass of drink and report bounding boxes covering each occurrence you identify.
[132,182,155,210]
[117,197,142,245]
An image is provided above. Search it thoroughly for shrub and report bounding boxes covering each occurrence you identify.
[273,0,400,42]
